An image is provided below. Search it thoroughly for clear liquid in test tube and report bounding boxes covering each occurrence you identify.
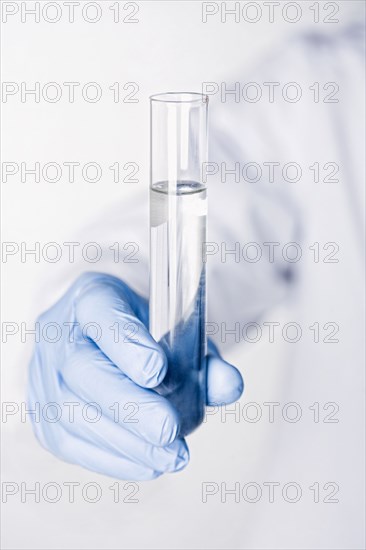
[149,93,208,436]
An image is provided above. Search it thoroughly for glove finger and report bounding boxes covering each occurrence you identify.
[61,341,180,446]
[206,354,244,406]
[39,422,160,481]
[74,273,167,389]
[54,385,189,475]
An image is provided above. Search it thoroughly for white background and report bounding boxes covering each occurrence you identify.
[1,1,365,549]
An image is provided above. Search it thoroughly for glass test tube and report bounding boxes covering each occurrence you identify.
[149,92,209,437]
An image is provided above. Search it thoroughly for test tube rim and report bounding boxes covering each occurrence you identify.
[150,92,209,104]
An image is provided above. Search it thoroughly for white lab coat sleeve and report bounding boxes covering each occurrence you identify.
[206,24,365,331]
[206,46,306,330]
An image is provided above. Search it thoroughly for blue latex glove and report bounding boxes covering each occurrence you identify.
[28,273,244,480]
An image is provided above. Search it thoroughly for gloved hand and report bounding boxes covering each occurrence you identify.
[28,272,244,480]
